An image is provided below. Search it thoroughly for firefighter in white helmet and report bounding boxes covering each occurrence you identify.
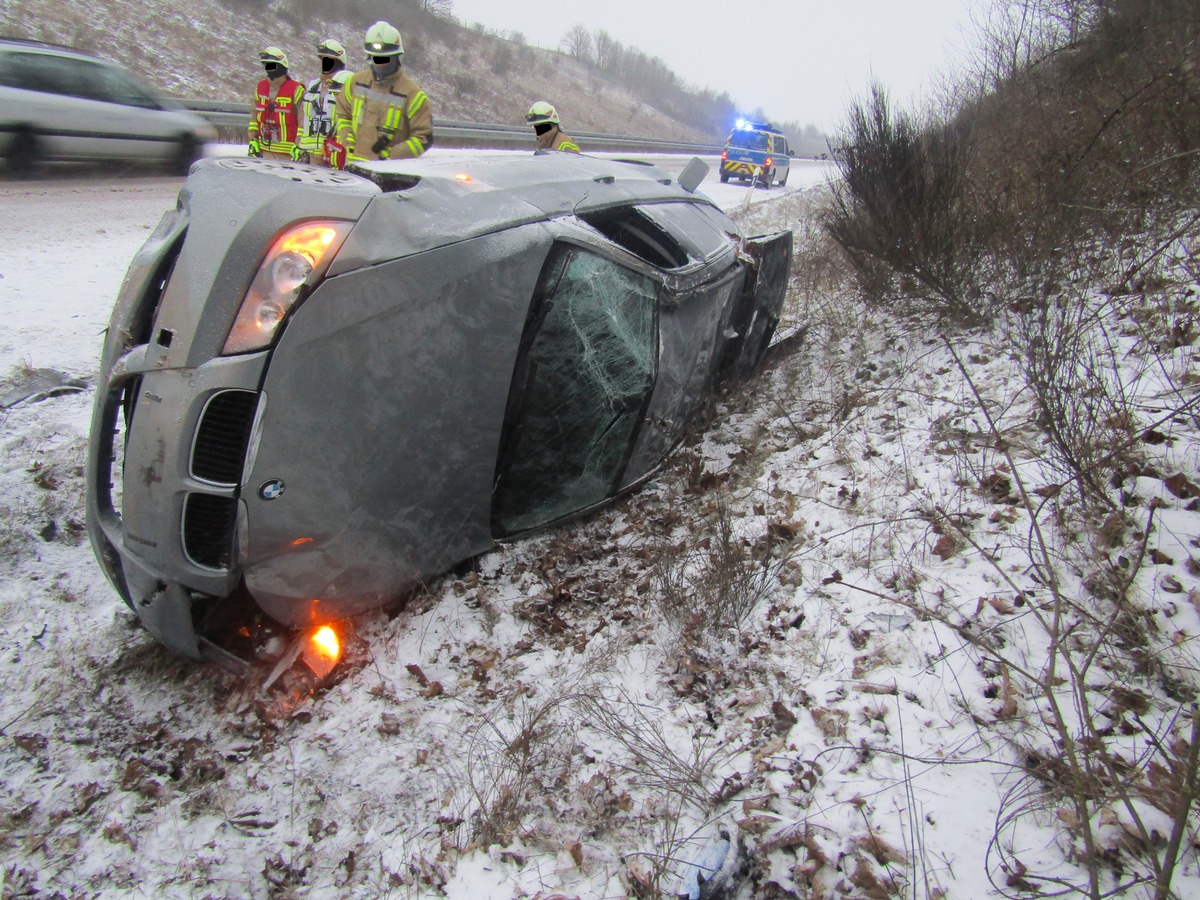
[328,21,432,168]
[526,101,580,153]
[299,38,347,163]
[248,47,306,161]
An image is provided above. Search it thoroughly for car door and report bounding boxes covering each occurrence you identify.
[492,243,659,536]
[773,135,790,178]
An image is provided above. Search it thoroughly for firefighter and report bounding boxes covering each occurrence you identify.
[328,21,432,169]
[248,47,306,162]
[526,102,580,153]
[299,38,347,163]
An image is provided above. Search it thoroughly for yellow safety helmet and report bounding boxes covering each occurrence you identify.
[364,21,404,57]
[259,47,289,68]
[317,39,347,64]
[526,101,560,127]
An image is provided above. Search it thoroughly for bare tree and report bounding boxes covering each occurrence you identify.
[592,29,623,72]
[420,0,453,15]
[560,24,593,62]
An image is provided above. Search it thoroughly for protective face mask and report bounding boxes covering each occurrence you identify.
[370,56,400,79]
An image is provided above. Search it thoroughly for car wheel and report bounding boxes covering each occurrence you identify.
[5,127,38,177]
[760,169,772,189]
[719,170,729,184]
[172,134,200,176]
[779,170,789,187]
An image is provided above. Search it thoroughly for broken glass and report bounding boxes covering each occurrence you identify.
[493,245,657,534]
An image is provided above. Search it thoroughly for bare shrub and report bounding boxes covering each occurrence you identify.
[577,688,725,807]
[1006,292,1137,507]
[824,84,984,326]
[907,349,1200,900]
[651,494,784,651]
[956,0,1200,257]
[449,692,575,849]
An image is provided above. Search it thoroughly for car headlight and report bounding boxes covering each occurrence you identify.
[223,220,353,355]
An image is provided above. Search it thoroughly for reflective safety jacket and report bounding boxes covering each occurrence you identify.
[333,66,432,162]
[249,76,306,159]
[536,126,580,154]
[299,77,338,157]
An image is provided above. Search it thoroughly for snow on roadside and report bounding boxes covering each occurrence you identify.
[1,159,1198,899]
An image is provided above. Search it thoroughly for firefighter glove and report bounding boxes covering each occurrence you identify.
[247,139,262,157]
[370,133,393,155]
[325,137,347,170]
[290,145,304,162]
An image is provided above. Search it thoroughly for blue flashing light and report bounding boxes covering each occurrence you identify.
[735,118,748,130]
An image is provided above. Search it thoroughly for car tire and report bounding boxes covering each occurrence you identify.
[719,170,729,184]
[779,170,789,187]
[172,134,199,176]
[5,127,38,178]
[760,169,772,189]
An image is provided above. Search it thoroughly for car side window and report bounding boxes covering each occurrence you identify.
[3,51,159,108]
[493,245,658,535]
[90,64,160,109]
[7,51,78,95]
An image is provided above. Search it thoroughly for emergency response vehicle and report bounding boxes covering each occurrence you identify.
[719,120,793,188]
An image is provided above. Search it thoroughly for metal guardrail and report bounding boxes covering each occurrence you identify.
[182,99,725,155]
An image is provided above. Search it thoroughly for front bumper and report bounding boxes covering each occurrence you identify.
[85,203,269,659]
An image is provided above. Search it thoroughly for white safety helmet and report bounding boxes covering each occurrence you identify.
[317,38,347,65]
[364,21,404,57]
[259,46,289,69]
[526,101,560,127]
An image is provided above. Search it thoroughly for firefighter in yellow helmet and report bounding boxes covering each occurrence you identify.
[298,38,348,163]
[328,21,432,168]
[526,101,580,153]
[248,47,306,161]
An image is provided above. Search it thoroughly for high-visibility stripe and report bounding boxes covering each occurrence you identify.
[407,91,427,118]
[406,137,423,157]
[351,85,412,106]
[558,140,580,152]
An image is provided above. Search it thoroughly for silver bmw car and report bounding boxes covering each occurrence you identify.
[86,152,792,666]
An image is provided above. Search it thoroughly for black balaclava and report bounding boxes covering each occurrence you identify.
[370,55,400,80]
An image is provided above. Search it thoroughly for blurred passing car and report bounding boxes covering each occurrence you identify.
[86,151,792,666]
[0,37,216,175]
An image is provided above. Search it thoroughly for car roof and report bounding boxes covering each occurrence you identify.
[729,121,785,136]
[0,36,112,64]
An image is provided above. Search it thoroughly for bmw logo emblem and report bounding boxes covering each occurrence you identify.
[259,479,285,500]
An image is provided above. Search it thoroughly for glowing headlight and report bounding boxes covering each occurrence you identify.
[222,220,352,355]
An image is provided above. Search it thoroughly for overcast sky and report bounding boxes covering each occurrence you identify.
[445,0,980,133]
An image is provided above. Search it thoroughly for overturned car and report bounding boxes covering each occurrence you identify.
[86,152,792,665]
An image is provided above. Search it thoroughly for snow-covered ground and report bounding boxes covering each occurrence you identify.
[1,148,1198,899]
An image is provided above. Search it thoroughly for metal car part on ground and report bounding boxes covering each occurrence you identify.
[85,151,792,666]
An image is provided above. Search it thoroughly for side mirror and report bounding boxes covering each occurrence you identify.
[678,156,709,193]
[788,150,795,157]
